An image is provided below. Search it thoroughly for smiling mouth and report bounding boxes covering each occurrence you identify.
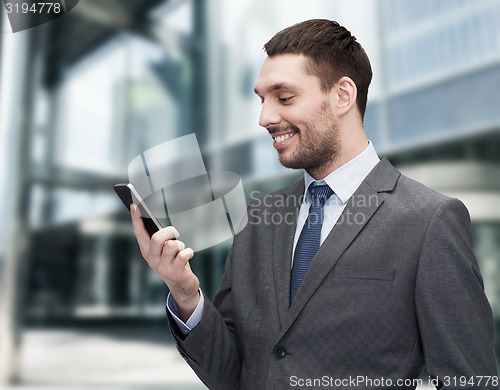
[272,131,296,142]
[271,131,297,149]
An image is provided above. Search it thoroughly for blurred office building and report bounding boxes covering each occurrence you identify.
[0,0,499,388]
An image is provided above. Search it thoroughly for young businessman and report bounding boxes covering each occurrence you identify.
[131,19,498,389]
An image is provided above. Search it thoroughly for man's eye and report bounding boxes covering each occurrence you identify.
[278,96,294,103]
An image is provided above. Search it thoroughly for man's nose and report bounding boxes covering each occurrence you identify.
[259,102,281,128]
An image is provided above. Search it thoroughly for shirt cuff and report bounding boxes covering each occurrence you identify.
[166,289,204,336]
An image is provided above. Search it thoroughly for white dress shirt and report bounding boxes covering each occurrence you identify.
[292,141,380,264]
[168,141,380,335]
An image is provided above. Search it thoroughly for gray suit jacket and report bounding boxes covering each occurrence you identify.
[168,158,498,389]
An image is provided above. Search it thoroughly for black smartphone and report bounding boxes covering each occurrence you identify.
[114,183,163,238]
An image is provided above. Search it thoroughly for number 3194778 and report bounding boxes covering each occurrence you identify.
[5,2,62,14]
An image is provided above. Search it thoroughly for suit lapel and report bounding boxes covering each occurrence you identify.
[271,177,304,328]
[276,158,400,340]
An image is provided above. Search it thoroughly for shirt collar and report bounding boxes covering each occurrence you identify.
[303,141,380,204]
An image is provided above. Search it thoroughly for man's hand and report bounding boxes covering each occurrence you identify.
[130,204,200,322]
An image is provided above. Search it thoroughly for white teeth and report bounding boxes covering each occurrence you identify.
[275,133,293,143]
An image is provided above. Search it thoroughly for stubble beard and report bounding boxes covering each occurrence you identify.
[278,102,341,174]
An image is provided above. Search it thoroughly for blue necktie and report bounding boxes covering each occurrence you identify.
[291,183,334,304]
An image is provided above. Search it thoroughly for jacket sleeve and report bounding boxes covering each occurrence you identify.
[414,197,498,389]
[167,242,242,390]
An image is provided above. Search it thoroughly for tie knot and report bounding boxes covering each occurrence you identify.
[308,183,334,204]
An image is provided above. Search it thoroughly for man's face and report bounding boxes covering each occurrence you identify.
[254,54,340,176]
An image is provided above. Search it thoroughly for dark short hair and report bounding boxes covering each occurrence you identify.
[264,19,372,119]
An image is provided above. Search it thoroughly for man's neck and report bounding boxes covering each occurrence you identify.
[307,139,370,180]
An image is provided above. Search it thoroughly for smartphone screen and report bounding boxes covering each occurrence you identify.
[114,183,162,238]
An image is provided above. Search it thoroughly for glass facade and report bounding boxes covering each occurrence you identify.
[378,0,500,148]
[383,0,500,90]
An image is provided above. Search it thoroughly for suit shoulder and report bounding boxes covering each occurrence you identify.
[397,173,448,200]
[391,172,467,215]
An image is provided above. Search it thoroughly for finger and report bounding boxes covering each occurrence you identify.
[160,239,186,264]
[149,226,181,260]
[163,239,185,256]
[173,248,195,269]
[159,247,194,281]
[154,242,191,282]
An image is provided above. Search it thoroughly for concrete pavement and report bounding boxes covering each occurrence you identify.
[1,324,206,390]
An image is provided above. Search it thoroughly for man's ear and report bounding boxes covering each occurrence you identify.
[332,76,357,117]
